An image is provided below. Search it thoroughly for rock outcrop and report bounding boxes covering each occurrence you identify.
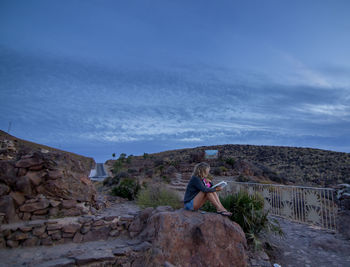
[0,132,96,224]
[130,207,248,267]
[337,184,350,240]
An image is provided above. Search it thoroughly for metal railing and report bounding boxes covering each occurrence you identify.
[220,181,338,231]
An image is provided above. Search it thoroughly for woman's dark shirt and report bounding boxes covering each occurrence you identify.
[183,175,216,203]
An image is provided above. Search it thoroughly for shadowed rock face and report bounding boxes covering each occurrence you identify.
[135,208,248,267]
[0,132,96,224]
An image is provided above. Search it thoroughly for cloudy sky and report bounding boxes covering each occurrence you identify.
[1,0,350,162]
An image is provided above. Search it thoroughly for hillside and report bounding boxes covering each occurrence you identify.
[0,130,95,169]
[104,144,350,192]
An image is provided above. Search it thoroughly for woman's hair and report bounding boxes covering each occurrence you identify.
[192,162,210,178]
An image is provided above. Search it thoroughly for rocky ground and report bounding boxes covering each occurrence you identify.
[1,198,350,267]
[264,217,350,267]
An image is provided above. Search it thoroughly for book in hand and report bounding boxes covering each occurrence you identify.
[212,181,228,189]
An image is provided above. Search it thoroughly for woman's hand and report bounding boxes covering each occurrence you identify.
[215,186,222,192]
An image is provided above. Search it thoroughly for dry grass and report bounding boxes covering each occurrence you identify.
[136,184,182,209]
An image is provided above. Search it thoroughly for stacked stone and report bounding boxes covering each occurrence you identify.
[336,184,350,240]
[0,140,16,160]
[0,214,136,248]
[0,148,96,224]
[14,195,91,222]
[337,184,350,210]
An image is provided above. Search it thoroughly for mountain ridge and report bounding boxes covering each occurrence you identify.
[106,143,350,187]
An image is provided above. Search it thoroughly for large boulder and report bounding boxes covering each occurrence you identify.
[137,209,248,267]
[338,210,350,240]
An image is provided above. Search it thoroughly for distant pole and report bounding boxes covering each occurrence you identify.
[7,121,12,134]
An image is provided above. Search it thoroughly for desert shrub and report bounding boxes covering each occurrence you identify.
[115,171,129,179]
[154,159,164,167]
[213,167,222,175]
[237,174,250,182]
[111,178,140,200]
[127,168,138,174]
[103,176,122,186]
[126,155,133,164]
[103,176,114,186]
[112,160,124,174]
[201,191,283,249]
[119,153,127,161]
[189,151,205,163]
[158,165,165,173]
[143,153,149,159]
[136,184,182,209]
[162,175,170,183]
[220,166,228,172]
[170,159,180,168]
[225,157,235,168]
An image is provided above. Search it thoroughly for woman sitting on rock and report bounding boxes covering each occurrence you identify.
[184,162,232,216]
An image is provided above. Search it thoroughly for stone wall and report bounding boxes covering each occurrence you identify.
[0,213,136,248]
[0,138,97,224]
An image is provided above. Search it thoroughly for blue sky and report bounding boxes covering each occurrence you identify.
[1,0,350,162]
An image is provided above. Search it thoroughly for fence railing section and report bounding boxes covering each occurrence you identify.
[220,181,338,231]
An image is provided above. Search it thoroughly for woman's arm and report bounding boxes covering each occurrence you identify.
[193,176,216,193]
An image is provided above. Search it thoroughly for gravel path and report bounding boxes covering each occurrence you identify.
[265,217,350,267]
[96,200,141,217]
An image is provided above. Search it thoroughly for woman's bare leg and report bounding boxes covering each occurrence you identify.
[193,192,226,211]
[212,192,226,211]
[193,191,207,210]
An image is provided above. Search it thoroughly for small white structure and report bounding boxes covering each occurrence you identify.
[205,150,218,159]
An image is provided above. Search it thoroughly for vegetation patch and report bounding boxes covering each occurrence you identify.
[136,184,182,209]
[111,178,140,200]
[202,191,283,249]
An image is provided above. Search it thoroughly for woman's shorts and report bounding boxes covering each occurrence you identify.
[184,199,194,211]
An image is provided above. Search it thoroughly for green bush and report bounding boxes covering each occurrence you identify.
[201,191,283,249]
[170,159,180,168]
[112,160,124,174]
[237,174,249,182]
[136,184,182,209]
[127,168,137,174]
[126,155,133,164]
[119,153,127,161]
[162,175,170,183]
[220,166,228,172]
[115,171,129,179]
[158,165,165,173]
[225,157,235,168]
[111,178,140,200]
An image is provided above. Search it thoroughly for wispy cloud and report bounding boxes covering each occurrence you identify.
[295,104,350,117]
[1,48,350,161]
[178,137,203,142]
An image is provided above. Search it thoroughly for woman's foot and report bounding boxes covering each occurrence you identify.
[216,210,232,217]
